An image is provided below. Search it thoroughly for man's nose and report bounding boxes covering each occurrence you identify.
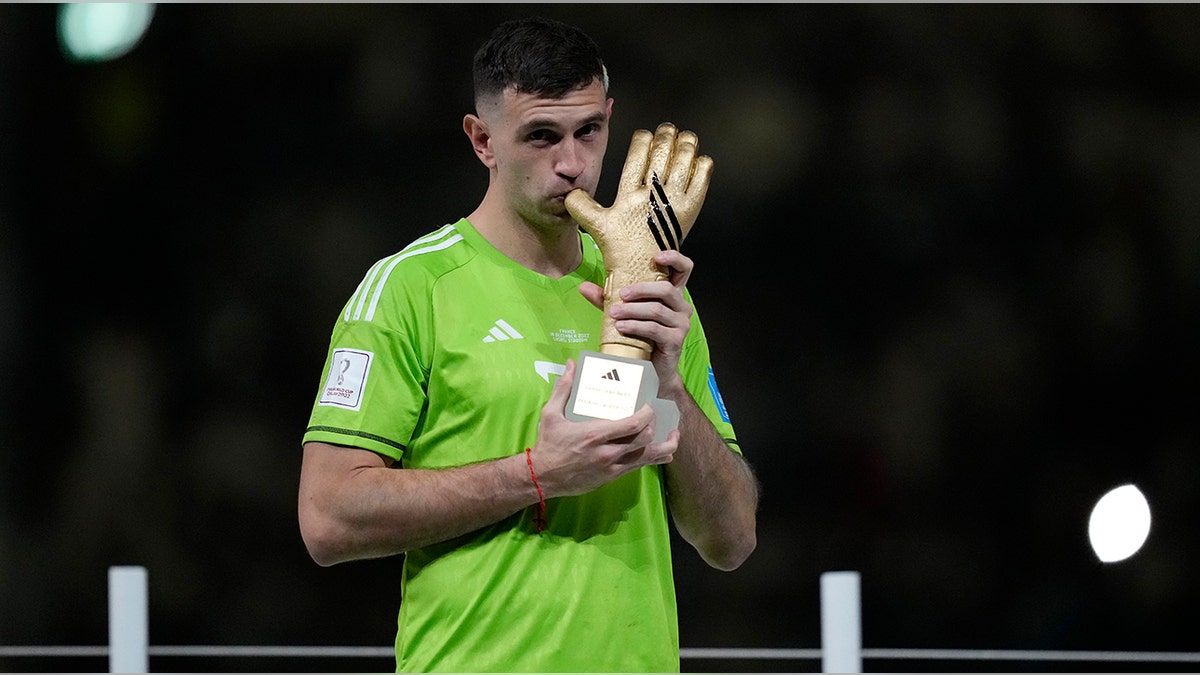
[555,139,586,180]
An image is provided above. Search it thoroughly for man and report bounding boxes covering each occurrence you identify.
[298,16,758,672]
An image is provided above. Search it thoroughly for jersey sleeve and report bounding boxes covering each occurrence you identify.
[678,290,741,454]
[302,259,434,463]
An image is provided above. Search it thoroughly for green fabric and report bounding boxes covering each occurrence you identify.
[304,218,738,672]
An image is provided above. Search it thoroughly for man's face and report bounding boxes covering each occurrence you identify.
[482,79,612,230]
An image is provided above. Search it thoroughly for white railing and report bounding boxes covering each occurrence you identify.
[3,566,1200,673]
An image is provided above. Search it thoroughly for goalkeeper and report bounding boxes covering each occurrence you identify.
[298,15,759,673]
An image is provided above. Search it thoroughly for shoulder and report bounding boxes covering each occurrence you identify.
[342,221,476,324]
[385,221,476,280]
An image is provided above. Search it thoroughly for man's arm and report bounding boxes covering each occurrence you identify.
[584,249,759,571]
[298,361,677,566]
[298,442,535,566]
[660,386,759,571]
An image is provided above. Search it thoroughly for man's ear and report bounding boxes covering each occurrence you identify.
[463,114,495,168]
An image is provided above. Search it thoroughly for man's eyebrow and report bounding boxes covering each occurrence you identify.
[576,112,608,129]
[517,112,608,136]
[516,118,558,136]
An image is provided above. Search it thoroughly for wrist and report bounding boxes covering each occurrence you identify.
[657,371,688,401]
[525,448,547,532]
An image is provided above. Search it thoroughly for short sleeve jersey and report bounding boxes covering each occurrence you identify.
[303,218,739,672]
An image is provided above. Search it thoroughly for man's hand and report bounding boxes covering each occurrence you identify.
[530,359,679,498]
[579,249,694,395]
[566,122,712,358]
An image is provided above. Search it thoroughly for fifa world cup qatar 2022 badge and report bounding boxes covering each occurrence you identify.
[563,122,713,442]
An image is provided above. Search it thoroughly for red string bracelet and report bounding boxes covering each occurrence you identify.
[525,448,547,532]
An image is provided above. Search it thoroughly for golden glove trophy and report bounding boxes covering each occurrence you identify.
[563,122,712,441]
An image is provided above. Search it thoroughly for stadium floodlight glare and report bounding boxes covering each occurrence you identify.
[1088,483,1152,563]
[58,3,155,63]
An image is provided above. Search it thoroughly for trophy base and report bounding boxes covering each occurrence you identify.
[565,350,679,443]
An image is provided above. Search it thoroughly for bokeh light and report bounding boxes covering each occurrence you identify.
[1088,483,1152,563]
[57,3,155,63]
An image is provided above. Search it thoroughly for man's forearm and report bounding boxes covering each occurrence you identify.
[663,393,759,571]
[299,443,540,566]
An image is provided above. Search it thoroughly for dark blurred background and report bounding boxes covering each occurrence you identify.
[2,3,1198,672]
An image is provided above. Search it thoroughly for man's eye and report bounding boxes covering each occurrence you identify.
[528,130,557,143]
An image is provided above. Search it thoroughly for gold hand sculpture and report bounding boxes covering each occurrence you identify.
[565,122,713,360]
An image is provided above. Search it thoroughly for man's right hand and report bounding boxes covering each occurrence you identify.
[528,358,678,498]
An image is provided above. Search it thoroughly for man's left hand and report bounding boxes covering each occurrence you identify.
[579,249,693,394]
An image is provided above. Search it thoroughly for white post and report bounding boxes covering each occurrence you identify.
[820,570,862,673]
[108,566,148,673]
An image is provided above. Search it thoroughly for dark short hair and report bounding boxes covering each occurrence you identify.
[472,17,608,108]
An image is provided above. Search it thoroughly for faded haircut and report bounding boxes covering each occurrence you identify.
[472,16,609,110]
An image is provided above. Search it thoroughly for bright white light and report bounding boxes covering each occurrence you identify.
[58,3,155,63]
[1088,483,1151,563]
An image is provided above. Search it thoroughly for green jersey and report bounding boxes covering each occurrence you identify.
[303,218,739,672]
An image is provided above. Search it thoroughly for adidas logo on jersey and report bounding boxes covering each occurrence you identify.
[482,319,523,343]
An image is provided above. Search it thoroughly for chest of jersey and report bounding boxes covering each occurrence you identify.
[409,266,603,466]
